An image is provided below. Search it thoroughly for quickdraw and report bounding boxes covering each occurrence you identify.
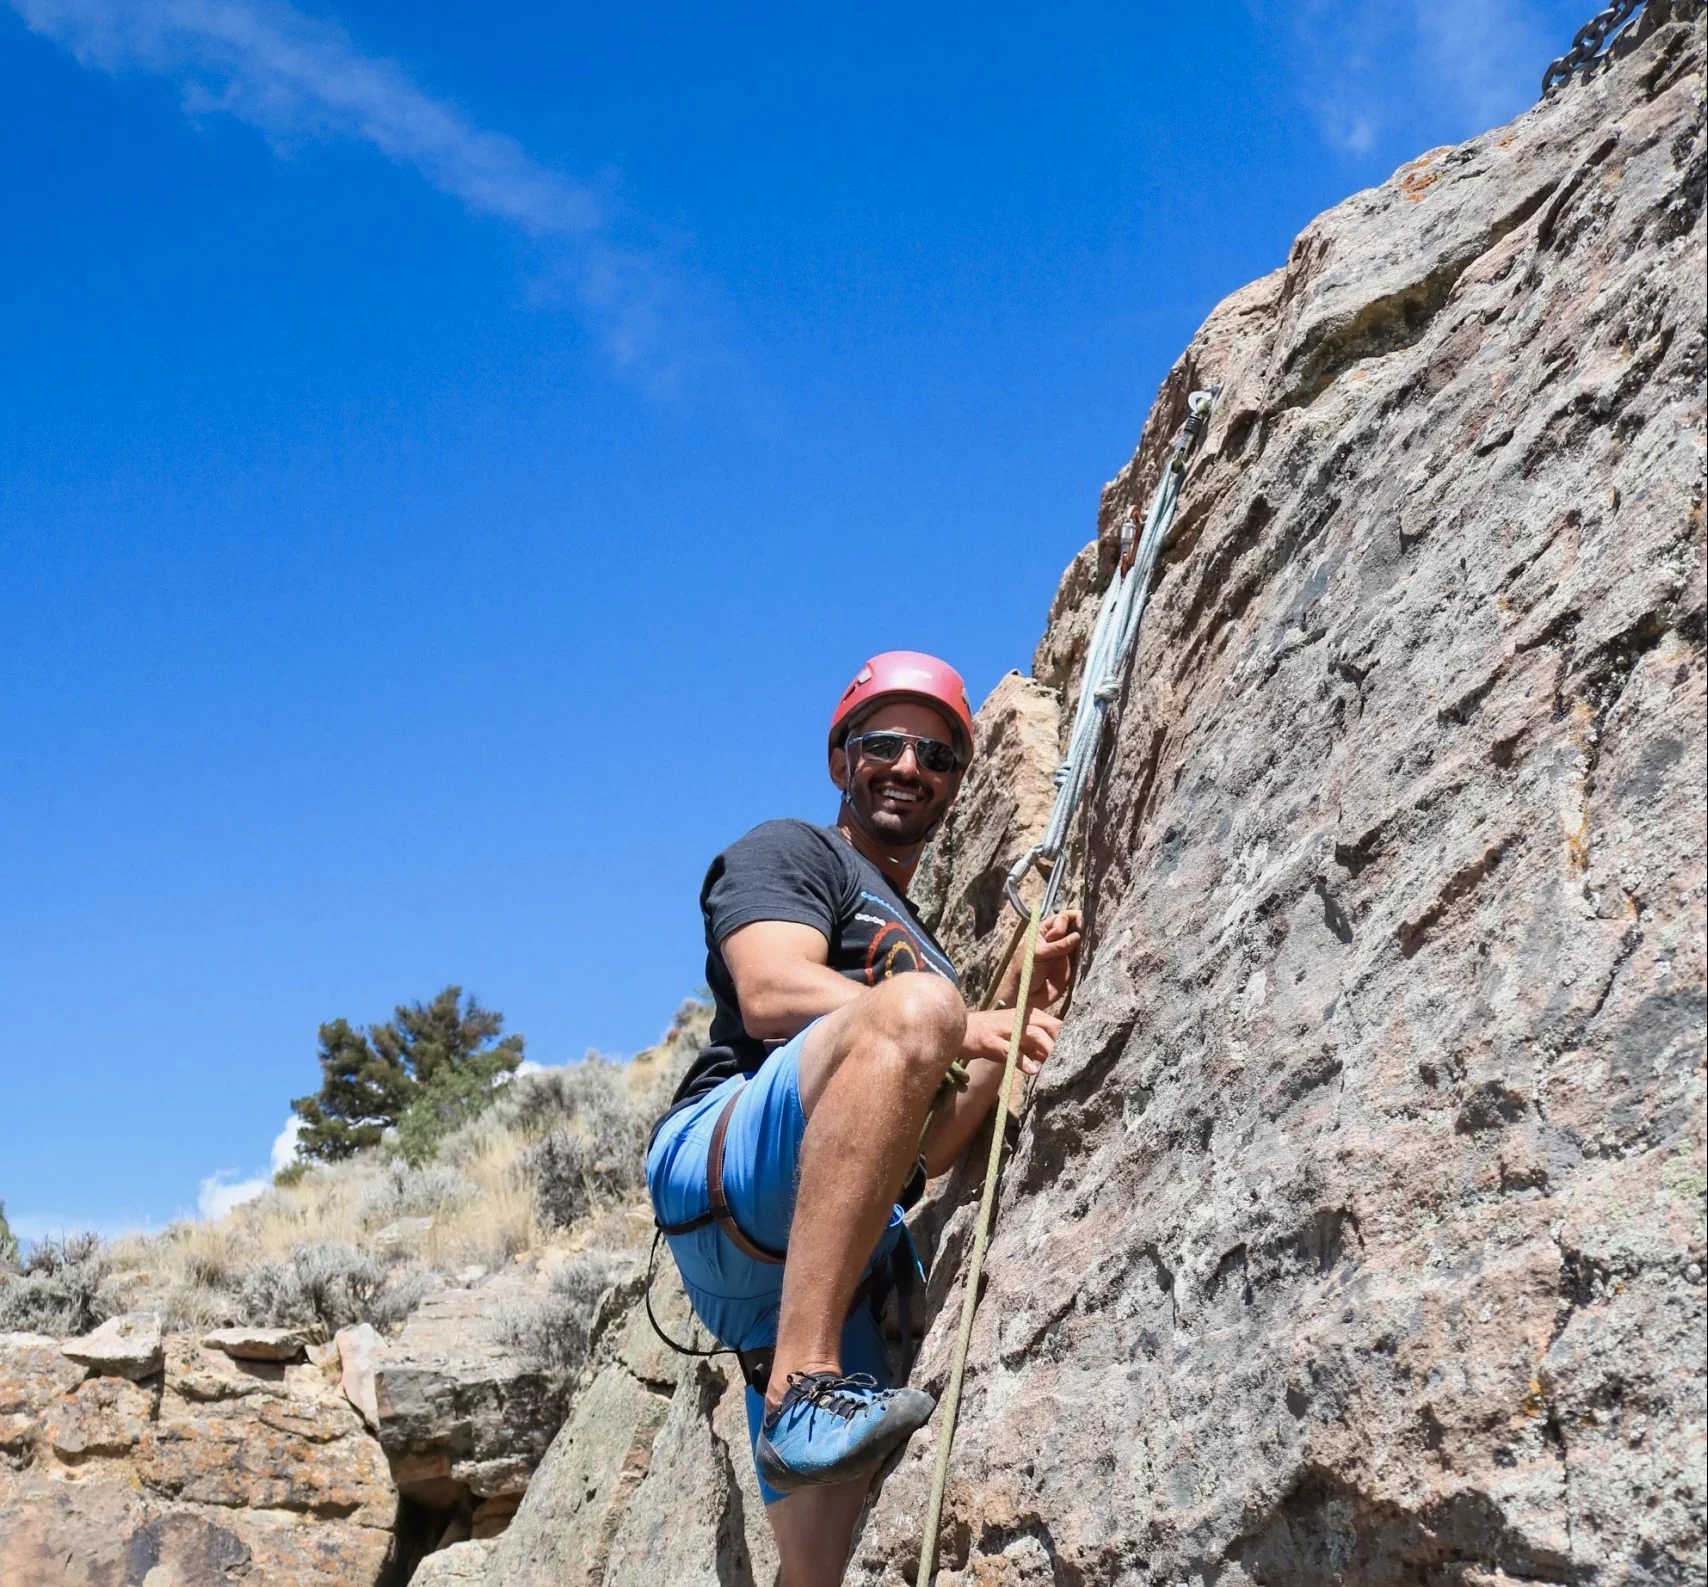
[914,386,1217,1585]
[1540,0,1705,98]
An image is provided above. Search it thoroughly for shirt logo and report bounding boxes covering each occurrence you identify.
[865,921,940,984]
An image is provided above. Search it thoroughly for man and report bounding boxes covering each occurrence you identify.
[647,651,1080,1587]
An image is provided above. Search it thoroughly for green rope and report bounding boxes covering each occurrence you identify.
[914,896,1044,1587]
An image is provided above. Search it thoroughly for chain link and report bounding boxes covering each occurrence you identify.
[1541,0,1705,97]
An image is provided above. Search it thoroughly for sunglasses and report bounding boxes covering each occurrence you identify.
[845,730,962,775]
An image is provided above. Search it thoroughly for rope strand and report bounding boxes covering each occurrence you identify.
[913,388,1217,1583]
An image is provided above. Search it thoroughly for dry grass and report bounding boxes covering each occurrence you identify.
[76,1000,711,1338]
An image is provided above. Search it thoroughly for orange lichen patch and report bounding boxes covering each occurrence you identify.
[1522,1375,1547,1417]
[1396,149,1446,201]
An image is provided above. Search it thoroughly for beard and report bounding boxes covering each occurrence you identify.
[846,771,947,846]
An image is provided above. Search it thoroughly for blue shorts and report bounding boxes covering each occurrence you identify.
[645,1025,902,1504]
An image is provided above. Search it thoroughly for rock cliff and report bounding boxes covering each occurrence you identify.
[486,16,1707,1586]
[854,17,1708,1585]
[2,14,1702,1587]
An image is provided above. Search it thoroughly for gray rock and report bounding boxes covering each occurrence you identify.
[852,18,1708,1585]
[601,1361,756,1587]
[59,1312,162,1381]
[411,1539,497,1585]
[337,1322,385,1430]
[373,1280,569,1501]
[483,1362,671,1587]
[201,1326,309,1362]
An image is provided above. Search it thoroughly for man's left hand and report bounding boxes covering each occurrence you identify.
[994,909,1082,1012]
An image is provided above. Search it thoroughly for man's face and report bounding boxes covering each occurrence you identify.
[832,699,964,846]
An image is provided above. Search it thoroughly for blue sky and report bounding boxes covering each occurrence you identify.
[1,0,1591,1237]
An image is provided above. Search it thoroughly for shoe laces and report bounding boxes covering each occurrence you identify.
[780,1370,885,1422]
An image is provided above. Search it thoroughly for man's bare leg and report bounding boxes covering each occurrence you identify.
[765,974,966,1406]
[766,1480,869,1587]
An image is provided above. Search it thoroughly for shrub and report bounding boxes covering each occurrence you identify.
[526,1113,644,1233]
[0,1200,17,1268]
[355,1161,471,1227]
[477,1054,629,1141]
[237,1242,428,1334]
[273,1161,309,1190]
[0,1233,109,1337]
[393,1048,517,1167]
[487,1251,630,1376]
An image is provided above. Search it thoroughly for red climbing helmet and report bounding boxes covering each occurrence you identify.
[828,650,975,765]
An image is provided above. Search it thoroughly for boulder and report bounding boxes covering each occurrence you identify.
[600,1361,758,1587]
[136,1394,396,1527]
[851,17,1708,1585]
[60,1310,162,1380]
[202,1325,310,1362]
[0,1327,400,1586]
[483,1363,670,1587]
[337,1321,385,1430]
[372,1278,570,1502]
[375,1216,436,1249]
[412,1539,498,1585]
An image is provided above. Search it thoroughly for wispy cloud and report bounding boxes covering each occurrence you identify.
[5,0,680,381]
[195,1114,302,1220]
[196,1169,269,1219]
[1255,0,1564,159]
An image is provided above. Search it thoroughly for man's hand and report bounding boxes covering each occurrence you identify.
[921,1002,1064,1174]
[993,909,1082,1013]
[961,1006,1061,1077]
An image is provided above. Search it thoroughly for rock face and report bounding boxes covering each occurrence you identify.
[849,19,1707,1586]
[0,1327,399,1586]
[481,1272,777,1587]
[373,1273,573,1506]
[914,669,1066,1001]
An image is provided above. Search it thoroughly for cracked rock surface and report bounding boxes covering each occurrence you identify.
[482,1271,777,1587]
[0,1328,398,1586]
[849,19,1706,1587]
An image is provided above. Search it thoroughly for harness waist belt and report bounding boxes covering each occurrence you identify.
[655,1082,786,1263]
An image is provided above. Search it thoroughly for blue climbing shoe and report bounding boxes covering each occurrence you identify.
[755,1371,935,1493]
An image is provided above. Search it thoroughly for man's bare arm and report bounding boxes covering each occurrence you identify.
[721,920,867,1040]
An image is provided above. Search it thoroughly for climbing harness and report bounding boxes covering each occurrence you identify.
[647,1079,930,1395]
[1541,0,1704,97]
[914,387,1217,1587]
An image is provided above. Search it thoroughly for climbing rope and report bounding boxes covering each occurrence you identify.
[913,387,1217,1585]
[914,895,1042,1587]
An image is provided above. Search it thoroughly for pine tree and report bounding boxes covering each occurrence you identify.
[0,1198,18,1267]
[291,987,524,1162]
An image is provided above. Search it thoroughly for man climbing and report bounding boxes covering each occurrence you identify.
[647,650,1081,1587]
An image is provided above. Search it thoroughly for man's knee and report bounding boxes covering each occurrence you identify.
[863,973,966,1068]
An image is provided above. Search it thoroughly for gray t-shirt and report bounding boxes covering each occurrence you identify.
[660,819,958,1128]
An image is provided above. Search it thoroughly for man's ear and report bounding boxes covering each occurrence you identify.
[828,742,851,793]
